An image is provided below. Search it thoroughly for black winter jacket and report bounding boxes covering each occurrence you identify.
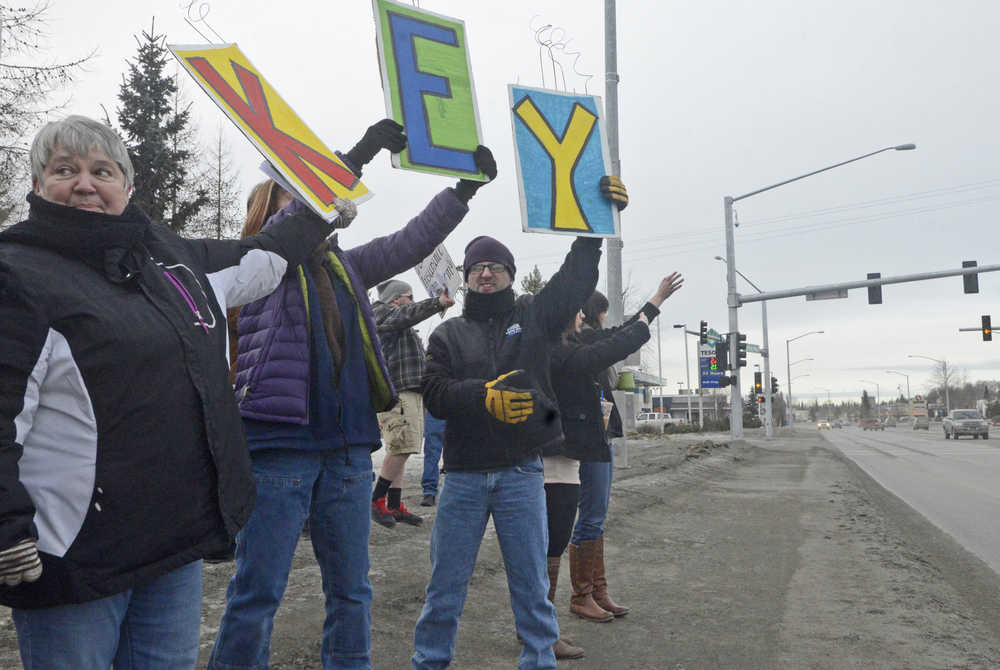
[0,194,332,608]
[551,321,650,462]
[422,237,602,471]
[578,301,661,438]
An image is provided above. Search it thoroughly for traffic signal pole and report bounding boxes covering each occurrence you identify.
[724,196,743,440]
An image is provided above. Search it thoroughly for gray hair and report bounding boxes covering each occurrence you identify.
[30,115,135,191]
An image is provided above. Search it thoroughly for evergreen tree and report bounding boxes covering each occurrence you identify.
[184,125,241,239]
[117,20,207,230]
[860,390,872,419]
[519,265,547,295]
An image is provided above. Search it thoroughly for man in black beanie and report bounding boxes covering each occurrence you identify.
[412,180,628,669]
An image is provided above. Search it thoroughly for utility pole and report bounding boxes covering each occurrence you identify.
[604,0,623,327]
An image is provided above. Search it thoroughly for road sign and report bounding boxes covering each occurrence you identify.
[699,343,725,389]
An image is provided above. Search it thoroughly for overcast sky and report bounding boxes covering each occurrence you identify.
[20,0,1000,403]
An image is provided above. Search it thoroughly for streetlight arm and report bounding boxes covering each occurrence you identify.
[788,330,824,344]
[714,256,764,293]
[732,145,915,202]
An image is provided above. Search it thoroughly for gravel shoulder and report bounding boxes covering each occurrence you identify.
[2,430,999,668]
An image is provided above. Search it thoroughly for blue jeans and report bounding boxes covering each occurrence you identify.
[13,560,202,670]
[421,412,446,496]
[412,457,558,670]
[571,452,614,545]
[209,447,374,670]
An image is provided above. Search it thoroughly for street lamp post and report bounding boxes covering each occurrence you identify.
[672,323,692,425]
[656,318,663,387]
[908,355,950,412]
[714,256,773,438]
[886,370,910,414]
[860,379,880,419]
[786,332,824,426]
[723,143,915,440]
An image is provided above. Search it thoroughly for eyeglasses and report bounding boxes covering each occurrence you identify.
[467,263,508,276]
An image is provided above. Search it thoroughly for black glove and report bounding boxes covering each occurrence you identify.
[600,175,629,211]
[343,119,407,173]
[454,146,497,203]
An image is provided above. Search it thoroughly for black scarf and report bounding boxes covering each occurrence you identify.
[2,193,150,282]
[463,286,515,321]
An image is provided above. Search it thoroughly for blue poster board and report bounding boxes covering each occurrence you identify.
[508,85,620,238]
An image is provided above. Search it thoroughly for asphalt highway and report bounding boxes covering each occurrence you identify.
[822,423,1000,576]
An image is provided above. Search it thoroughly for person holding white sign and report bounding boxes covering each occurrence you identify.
[371,280,454,528]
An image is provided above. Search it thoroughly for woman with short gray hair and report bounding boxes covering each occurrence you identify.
[0,114,355,669]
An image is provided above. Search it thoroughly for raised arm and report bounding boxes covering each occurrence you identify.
[346,146,496,289]
[557,321,651,378]
[533,236,603,341]
[375,297,445,334]
[187,198,357,308]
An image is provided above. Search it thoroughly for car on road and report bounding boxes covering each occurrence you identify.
[913,416,930,430]
[942,409,989,440]
[817,419,832,430]
[635,412,679,433]
[860,418,883,431]
[883,418,897,428]
[832,419,844,428]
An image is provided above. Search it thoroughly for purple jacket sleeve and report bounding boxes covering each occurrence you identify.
[344,188,469,290]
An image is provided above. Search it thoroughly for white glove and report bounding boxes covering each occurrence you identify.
[332,197,358,230]
[0,539,42,586]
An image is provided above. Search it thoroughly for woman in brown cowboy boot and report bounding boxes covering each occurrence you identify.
[558,275,683,622]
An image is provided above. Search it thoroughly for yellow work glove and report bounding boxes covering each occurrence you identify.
[484,370,535,424]
[600,175,629,211]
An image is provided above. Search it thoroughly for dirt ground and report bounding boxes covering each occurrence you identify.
[3,430,1000,669]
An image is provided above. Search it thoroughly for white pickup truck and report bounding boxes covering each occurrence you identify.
[942,409,989,440]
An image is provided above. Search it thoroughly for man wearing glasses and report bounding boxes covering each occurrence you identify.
[412,179,627,669]
[372,280,455,528]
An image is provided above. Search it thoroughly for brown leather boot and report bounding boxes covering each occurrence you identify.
[568,541,614,622]
[553,637,585,660]
[592,535,630,617]
[547,555,585,659]
[547,555,561,602]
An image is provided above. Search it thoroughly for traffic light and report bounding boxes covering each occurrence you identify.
[963,261,979,294]
[771,376,779,394]
[754,371,762,394]
[983,315,992,342]
[715,340,730,371]
[867,272,882,305]
[699,320,708,344]
[736,333,748,368]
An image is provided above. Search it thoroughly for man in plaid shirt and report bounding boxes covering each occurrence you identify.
[372,279,454,527]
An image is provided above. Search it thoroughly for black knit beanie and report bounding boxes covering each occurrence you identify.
[463,235,516,281]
